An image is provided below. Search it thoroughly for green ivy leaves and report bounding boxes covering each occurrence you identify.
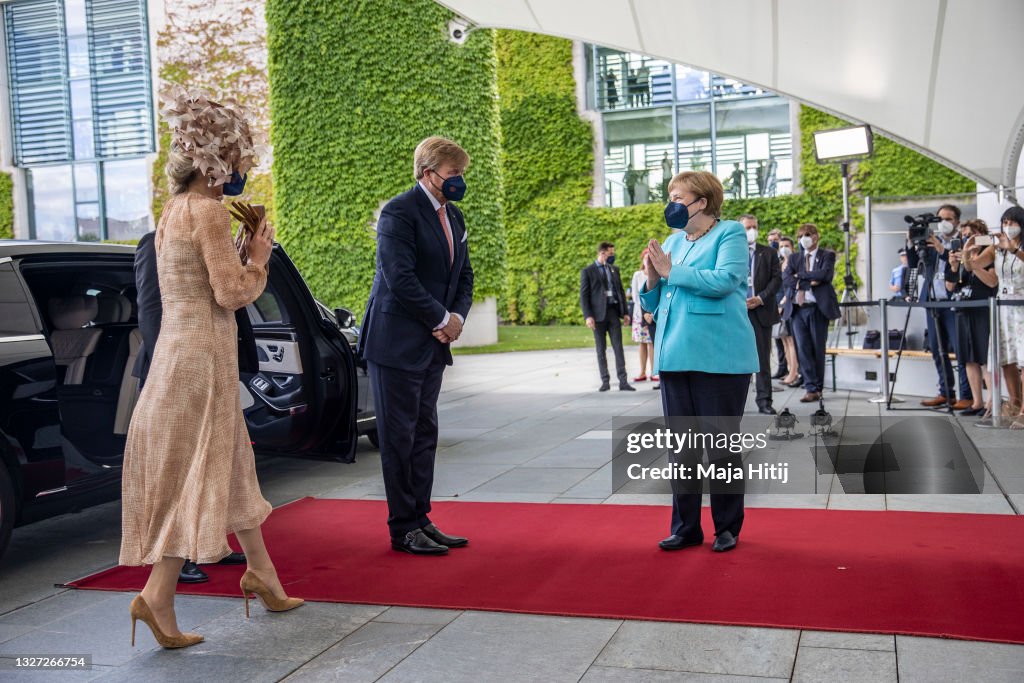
[0,172,13,240]
[266,0,505,315]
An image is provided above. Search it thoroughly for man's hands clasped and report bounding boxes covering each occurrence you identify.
[433,314,464,344]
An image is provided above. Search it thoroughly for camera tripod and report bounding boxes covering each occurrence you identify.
[887,244,956,414]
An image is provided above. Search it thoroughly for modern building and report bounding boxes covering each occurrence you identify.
[0,0,155,241]
[583,45,796,208]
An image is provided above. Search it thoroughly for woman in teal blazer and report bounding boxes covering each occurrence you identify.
[639,171,758,554]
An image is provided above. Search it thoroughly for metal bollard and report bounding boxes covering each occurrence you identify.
[869,299,901,404]
[988,297,1002,428]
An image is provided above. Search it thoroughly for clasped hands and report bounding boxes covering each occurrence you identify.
[433,315,463,344]
[643,239,672,289]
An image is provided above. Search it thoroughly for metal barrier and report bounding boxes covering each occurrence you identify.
[863,298,1024,426]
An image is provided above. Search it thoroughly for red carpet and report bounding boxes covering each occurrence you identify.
[69,498,1024,644]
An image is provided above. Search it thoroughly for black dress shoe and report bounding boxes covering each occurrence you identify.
[619,384,636,392]
[422,523,468,548]
[712,530,738,552]
[658,535,703,551]
[959,407,985,417]
[786,377,804,388]
[758,405,777,415]
[391,529,448,555]
[599,382,611,392]
[217,552,246,565]
[772,368,788,380]
[178,561,209,583]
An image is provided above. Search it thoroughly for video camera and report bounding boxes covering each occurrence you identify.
[904,212,942,249]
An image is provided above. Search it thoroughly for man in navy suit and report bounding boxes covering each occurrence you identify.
[357,137,474,555]
[782,223,840,402]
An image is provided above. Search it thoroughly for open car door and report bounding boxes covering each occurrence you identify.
[241,246,359,462]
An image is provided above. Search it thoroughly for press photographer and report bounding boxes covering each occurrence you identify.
[905,204,973,410]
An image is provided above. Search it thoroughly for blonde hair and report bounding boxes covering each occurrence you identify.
[165,145,197,195]
[668,171,724,218]
[413,136,470,180]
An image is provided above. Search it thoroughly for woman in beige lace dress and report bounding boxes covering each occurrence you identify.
[121,91,302,649]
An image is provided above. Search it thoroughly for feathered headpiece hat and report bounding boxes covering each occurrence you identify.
[159,85,265,187]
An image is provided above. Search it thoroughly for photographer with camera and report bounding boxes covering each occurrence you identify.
[945,219,995,417]
[962,206,1024,429]
[905,204,973,410]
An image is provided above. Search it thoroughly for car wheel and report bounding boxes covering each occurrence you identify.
[0,465,16,561]
[366,429,380,449]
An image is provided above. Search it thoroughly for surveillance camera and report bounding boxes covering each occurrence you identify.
[448,18,472,44]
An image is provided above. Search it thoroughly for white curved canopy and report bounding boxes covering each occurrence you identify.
[437,0,1024,190]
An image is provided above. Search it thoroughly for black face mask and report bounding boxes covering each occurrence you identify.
[606,254,616,265]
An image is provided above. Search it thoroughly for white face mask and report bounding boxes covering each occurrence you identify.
[1006,225,1022,240]
[746,228,758,244]
[939,220,956,236]
[779,246,793,258]
[799,235,814,250]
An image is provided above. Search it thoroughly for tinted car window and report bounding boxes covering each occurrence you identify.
[0,263,40,336]
[248,281,289,325]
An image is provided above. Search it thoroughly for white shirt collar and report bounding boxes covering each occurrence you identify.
[418,180,445,213]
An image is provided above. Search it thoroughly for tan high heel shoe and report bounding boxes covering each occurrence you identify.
[129,595,204,649]
[240,570,304,618]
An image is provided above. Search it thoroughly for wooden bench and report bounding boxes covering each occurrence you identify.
[825,347,953,391]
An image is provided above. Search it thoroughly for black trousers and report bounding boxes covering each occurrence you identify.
[792,304,829,393]
[593,314,627,385]
[748,312,773,407]
[774,336,788,375]
[368,359,446,538]
[660,371,749,540]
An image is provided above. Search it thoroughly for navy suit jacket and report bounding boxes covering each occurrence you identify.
[358,185,474,371]
[781,247,841,321]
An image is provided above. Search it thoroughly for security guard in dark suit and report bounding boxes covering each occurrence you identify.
[739,215,782,414]
[580,242,634,392]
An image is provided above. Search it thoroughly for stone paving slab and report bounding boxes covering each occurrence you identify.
[283,621,442,683]
[595,621,800,679]
[581,666,788,682]
[378,611,621,683]
[792,646,897,682]
[895,635,1024,683]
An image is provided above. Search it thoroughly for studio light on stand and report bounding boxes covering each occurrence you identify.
[813,125,873,350]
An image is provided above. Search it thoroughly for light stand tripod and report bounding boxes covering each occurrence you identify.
[831,162,860,349]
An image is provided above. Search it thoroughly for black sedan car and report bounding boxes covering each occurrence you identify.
[0,240,375,560]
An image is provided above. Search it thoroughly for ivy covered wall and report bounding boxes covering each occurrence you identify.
[0,172,13,240]
[495,31,974,323]
[264,9,974,323]
[265,0,505,313]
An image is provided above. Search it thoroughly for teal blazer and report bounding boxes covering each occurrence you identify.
[639,219,759,375]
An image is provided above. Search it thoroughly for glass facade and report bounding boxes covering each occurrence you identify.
[588,46,794,208]
[4,0,154,241]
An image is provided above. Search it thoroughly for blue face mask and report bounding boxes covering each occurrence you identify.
[431,171,467,202]
[223,172,247,196]
[606,254,616,265]
[664,198,701,229]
